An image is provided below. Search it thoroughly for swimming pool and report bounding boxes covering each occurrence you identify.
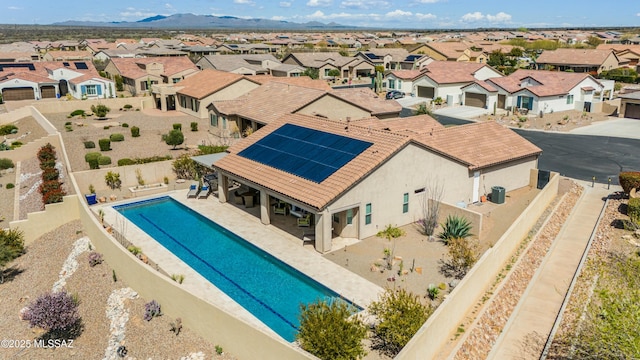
[114,196,351,342]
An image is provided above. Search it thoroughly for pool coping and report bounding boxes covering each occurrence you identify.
[99,190,383,341]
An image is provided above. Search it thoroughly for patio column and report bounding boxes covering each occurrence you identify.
[314,209,332,253]
[218,175,229,203]
[259,191,270,225]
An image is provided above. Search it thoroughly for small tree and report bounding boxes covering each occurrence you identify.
[0,228,25,283]
[302,68,319,79]
[24,291,81,336]
[377,225,406,270]
[91,104,111,119]
[164,129,184,149]
[105,171,122,190]
[369,288,432,357]
[296,299,367,360]
[172,153,199,180]
[419,179,444,237]
[440,237,479,279]
[327,68,340,79]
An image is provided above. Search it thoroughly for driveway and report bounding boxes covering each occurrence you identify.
[434,105,492,119]
[569,118,640,139]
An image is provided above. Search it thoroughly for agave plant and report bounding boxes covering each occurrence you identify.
[438,215,472,245]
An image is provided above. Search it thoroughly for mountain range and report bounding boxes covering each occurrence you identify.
[53,13,354,30]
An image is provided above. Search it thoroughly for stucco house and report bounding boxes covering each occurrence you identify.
[0,61,115,101]
[618,91,640,119]
[206,79,400,138]
[484,69,614,113]
[385,61,503,103]
[196,54,281,75]
[211,113,541,253]
[104,57,198,96]
[534,48,620,74]
[282,52,375,80]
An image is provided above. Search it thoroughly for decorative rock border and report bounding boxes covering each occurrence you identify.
[52,236,91,293]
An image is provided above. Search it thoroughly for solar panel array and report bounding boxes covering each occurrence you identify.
[74,62,89,70]
[238,123,373,183]
[0,63,36,71]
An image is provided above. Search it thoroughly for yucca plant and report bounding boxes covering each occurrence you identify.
[438,215,472,245]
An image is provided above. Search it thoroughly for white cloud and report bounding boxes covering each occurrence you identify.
[637,12,640,16]
[461,12,484,21]
[307,0,332,7]
[120,8,157,19]
[340,0,389,10]
[234,0,255,4]
[8,6,21,10]
[280,1,292,7]
[486,12,511,23]
[415,0,440,3]
[386,9,412,18]
[272,16,287,20]
[415,12,436,20]
[164,3,174,10]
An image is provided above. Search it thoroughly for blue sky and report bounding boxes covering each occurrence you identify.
[2,0,640,29]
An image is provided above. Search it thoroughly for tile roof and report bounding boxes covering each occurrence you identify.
[413,121,542,170]
[330,87,402,116]
[213,113,410,209]
[358,114,445,134]
[244,75,333,91]
[486,69,598,97]
[421,61,490,84]
[285,52,357,68]
[176,69,246,99]
[535,48,615,66]
[110,57,198,79]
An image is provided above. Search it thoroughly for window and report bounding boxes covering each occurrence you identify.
[191,98,199,112]
[346,209,353,225]
[414,187,425,194]
[85,85,97,96]
[566,94,574,104]
[324,69,330,77]
[222,117,227,129]
[180,95,186,108]
[402,193,409,213]
[172,78,181,84]
[365,203,372,225]
[388,79,395,89]
[210,113,218,127]
[333,213,340,223]
[398,80,402,89]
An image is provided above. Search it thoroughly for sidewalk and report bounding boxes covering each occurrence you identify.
[487,182,614,359]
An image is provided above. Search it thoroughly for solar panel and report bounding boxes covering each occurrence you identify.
[238,124,373,183]
[74,62,89,70]
[405,55,421,61]
[364,52,379,60]
[0,63,36,71]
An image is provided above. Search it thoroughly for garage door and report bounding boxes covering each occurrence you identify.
[2,87,35,101]
[41,86,56,99]
[465,92,486,108]
[626,103,640,119]
[417,86,435,98]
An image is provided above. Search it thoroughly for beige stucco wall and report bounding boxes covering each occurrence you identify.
[73,161,175,194]
[396,170,559,360]
[599,53,620,73]
[178,79,260,118]
[296,95,371,121]
[328,144,473,240]
[480,156,539,197]
[17,97,154,115]
[10,195,81,245]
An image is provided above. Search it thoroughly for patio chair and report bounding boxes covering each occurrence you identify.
[233,190,245,205]
[186,183,199,198]
[198,185,210,199]
[274,201,289,215]
[297,213,312,227]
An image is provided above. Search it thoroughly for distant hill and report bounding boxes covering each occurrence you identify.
[52,13,355,30]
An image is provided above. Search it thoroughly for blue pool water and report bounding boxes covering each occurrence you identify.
[114,196,350,342]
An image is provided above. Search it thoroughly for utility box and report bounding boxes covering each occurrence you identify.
[491,186,505,204]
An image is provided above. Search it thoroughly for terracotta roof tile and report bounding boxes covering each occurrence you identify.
[176,69,245,99]
[214,114,409,209]
[330,87,401,116]
[110,57,198,80]
[362,114,445,134]
[245,75,332,91]
[421,61,489,84]
[487,69,598,97]
[413,121,542,170]
[535,48,615,66]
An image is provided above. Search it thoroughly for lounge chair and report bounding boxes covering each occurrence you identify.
[274,201,289,215]
[297,213,312,227]
[187,183,199,198]
[198,185,210,199]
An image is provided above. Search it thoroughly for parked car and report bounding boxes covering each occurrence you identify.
[385,90,405,100]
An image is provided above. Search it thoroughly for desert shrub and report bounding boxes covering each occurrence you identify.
[127,245,142,256]
[10,141,23,149]
[619,171,640,194]
[105,171,122,190]
[91,104,110,118]
[85,152,101,169]
[0,228,25,256]
[83,141,96,149]
[172,153,199,180]
[0,158,14,170]
[438,215,473,245]
[144,300,162,321]
[0,124,18,135]
[98,138,111,151]
[123,104,133,110]
[37,143,56,162]
[6,183,14,189]
[24,291,81,333]
[88,252,103,267]
[198,145,228,154]
[39,159,56,170]
[70,109,85,117]
[109,133,125,142]
[296,299,367,360]
[164,129,184,149]
[121,123,129,128]
[117,158,135,166]
[98,156,111,166]
[64,121,72,126]
[369,288,432,357]
[39,180,63,195]
[441,237,479,279]
[190,122,198,131]
[172,123,182,131]
[42,168,60,181]
[103,126,111,130]
[130,126,140,137]
[629,198,640,224]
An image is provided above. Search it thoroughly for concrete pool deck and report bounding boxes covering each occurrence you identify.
[99,189,384,341]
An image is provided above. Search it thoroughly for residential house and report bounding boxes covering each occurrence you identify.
[207,80,399,137]
[618,91,640,119]
[104,57,199,96]
[596,44,640,71]
[484,69,614,113]
[196,54,281,75]
[282,52,375,80]
[354,48,412,70]
[411,41,516,63]
[211,113,541,252]
[42,50,94,62]
[385,61,503,104]
[534,48,620,74]
[0,61,115,101]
